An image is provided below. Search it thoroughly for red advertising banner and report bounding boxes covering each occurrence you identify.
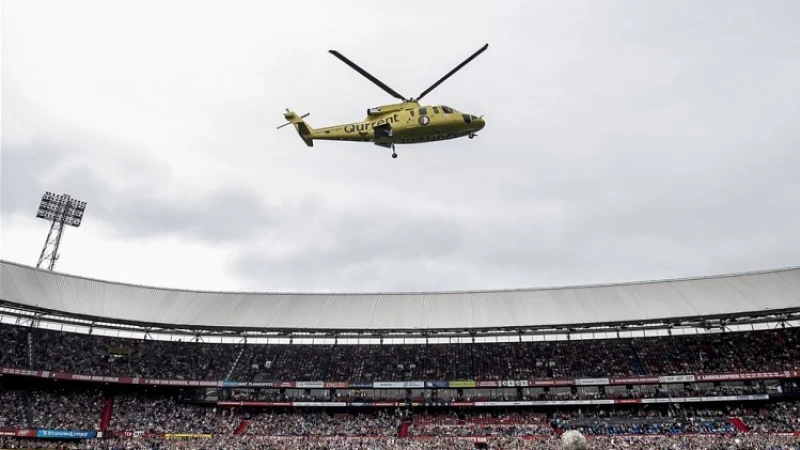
[528,378,575,386]
[0,429,37,437]
[0,368,40,377]
[104,431,166,439]
[0,366,797,390]
[610,376,659,385]
[218,401,293,407]
[696,371,799,382]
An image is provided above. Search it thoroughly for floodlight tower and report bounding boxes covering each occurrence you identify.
[35,192,87,271]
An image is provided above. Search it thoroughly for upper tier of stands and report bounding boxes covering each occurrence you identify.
[1,324,797,381]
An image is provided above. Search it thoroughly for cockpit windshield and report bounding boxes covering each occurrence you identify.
[441,106,455,113]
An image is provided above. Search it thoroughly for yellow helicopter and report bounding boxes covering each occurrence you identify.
[278,44,488,158]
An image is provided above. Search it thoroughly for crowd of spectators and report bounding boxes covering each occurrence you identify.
[2,323,799,449]
[109,394,236,435]
[0,325,29,369]
[26,328,236,381]
[559,417,737,435]
[2,387,104,431]
[0,389,28,429]
[2,324,798,382]
[737,402,800,433]
[242,411,399,437]
[28,388,104,431]
[4,382,799,437]
[409,413,552,437]
[2,435,800,450]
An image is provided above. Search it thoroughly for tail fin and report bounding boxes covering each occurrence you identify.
[277,109,314,147]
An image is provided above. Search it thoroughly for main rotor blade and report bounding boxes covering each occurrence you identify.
[329,50,407,101]
[416,43,489,101]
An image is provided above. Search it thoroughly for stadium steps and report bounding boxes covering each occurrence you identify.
[22,391,34,428]
[397,422,410,438]
[467,344,475,379]
[99,395,115,431]
[234,420,250,435]
[226,347,247,380]
[628,341,647,375]
[27,330,34,368]
[320,345,333,380]
[730,416,750,432]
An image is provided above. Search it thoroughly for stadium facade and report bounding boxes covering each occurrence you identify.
[1,259,800,446]
[1,260,799,343]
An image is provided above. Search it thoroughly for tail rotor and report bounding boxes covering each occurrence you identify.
[277,109,310,130]
[277,108,315,147]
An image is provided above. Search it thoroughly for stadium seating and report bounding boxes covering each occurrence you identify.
[2,323,799,449]
[2,324,798,381]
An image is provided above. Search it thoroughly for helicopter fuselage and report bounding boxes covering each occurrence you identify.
[279,44,488,158]
[308,102,485,146]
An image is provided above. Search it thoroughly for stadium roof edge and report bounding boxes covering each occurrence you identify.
[2,259,798,296]
[1,259,799,333]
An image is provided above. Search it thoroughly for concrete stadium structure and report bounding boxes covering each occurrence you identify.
[1,260,799,342]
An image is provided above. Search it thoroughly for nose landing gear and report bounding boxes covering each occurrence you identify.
[469,132,477,139]
[391,143,397,158]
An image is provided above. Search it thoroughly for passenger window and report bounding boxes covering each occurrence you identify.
[419,107,428,115]
[441,106,454,113]
[432,107,440,114]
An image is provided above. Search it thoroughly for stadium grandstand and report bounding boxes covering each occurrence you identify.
[1,259,799,449]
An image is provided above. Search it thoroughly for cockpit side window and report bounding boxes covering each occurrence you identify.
[441,106,455,113]
[432,106,440,114]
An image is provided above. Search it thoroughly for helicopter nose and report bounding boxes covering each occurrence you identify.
[474,115,485,130]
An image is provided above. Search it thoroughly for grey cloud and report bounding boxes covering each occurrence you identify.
[230,208,469,292]
[4,117,798,293]
[1,131,280,243]
[3,0,800,293]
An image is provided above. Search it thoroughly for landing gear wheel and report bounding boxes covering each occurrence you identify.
[469,133,475,139]
[391,143,397,159]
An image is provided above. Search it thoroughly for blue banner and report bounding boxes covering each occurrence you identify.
[36,430,97,439]
[426,381,449,388]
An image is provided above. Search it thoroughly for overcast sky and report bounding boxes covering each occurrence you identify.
[2,0,799,293]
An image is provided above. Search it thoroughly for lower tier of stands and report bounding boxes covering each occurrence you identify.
[2,434,800,450]
[2,384,798,437]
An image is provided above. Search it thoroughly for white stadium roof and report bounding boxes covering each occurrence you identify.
[1,260,798,331]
